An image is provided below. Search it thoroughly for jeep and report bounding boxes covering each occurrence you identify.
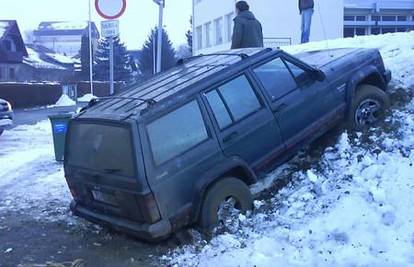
[64,47,391,241]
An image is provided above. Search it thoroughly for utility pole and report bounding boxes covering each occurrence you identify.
[109,37,114,95]
[88,0,94,95]
[154,0,165,73]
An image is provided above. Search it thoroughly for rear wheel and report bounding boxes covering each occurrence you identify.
[199,177,253,233]
[347,84,390,130]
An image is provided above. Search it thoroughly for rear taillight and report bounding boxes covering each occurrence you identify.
[138,193,161,223]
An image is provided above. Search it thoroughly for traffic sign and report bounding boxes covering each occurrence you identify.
[95,0,127,20]
[101,20,119,37]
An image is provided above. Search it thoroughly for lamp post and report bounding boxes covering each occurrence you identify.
[153,0,165,73]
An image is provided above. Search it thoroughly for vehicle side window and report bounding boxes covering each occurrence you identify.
[253,58,298,101]
[147,100,208,165]
[206,75,261,129]
[284,60,311,85]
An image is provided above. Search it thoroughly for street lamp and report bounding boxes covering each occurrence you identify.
[153,0,165,73]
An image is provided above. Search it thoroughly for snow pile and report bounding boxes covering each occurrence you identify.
[51,94,76,107]
[166,32,414,266]
[78,94,97,102]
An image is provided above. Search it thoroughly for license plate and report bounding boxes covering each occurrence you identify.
[91,190,117,206]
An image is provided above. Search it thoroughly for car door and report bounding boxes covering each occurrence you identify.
[252,56,339,150]
[203,73,285,172]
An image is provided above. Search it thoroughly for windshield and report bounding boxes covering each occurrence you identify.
[66,121,136,177]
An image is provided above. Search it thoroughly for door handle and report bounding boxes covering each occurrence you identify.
[223,131,239,143]
[274,103,287,112]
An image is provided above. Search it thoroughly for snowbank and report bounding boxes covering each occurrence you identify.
[51,94,76,107]
[78,94,97,102]
[166,32,414,266]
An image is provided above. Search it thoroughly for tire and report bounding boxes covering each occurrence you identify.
[347,84,390,130]
[199,177,253,232]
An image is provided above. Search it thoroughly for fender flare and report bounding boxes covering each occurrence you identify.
[190,156,257,222]
[345,66,387,113]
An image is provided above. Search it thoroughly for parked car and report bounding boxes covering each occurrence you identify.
[64,47,391,241]
[0,98,13,136]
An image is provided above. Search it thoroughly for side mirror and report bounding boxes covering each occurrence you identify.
[312,69,326,82]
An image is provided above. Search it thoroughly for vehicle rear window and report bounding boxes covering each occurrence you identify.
[66,122,135,177]
[147,100,208,165]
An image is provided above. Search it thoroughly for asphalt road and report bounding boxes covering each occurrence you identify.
[12,106,80,127]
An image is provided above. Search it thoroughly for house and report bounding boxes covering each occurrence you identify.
[192,0,414,54]
[0,20,28,82]
[33,21,100,57]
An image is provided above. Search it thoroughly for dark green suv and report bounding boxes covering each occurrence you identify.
[64,48,391,241]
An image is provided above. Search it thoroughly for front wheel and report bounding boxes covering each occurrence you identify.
[198,177,253,233]
[347,84,390,130]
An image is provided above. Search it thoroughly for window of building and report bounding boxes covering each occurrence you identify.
[147,100,209,165]
[4,40,12,51]
[371,27,381,35]
[253,58,298,101]
[397,16,407,21]
[225,12,234,42]
[205,22,212,47]
[371,15,380,21]
[9,68,15,80]
[196,26,202,50]
[344,15,355,21]
[356,16,366,21]
[206,75,261,127]
[355,27,366,36]
[382,16,396,21]
[382,27,396,34]
[0,68,3,80]
[397,27,408,32]
[214,17,223,45]
[344,27,355,38]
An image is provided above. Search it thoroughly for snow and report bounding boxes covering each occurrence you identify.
[46,52,76,64]
[48,94,76,107]
[48,21,88,30]
[166,32,414,266]
[78,94,97,102]
[24,47,66,70]
[0,21,10,37]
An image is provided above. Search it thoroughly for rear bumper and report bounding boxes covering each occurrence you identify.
[383,69,392,85]
[70,200,172,241]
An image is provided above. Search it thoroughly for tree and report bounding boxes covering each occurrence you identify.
[138,27,176,77]
[94,36,132,82]
[80,35,93,80]
[186,16,193,54]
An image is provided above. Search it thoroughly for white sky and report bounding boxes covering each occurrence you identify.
[0,0,192,50]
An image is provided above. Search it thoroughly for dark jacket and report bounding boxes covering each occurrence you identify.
[231,11,264,49]
[299,0,314,13]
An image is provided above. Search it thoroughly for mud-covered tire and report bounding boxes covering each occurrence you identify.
[347,84,390,130]
[199,177,253,232]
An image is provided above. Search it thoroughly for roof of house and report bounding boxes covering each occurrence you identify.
[23,44,78,70]
[0,20,28,57]
[34,21,99,37]
[82,48,275,119]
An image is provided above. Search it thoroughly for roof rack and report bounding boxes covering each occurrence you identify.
[177,52,249,65]
[85,96,156,110]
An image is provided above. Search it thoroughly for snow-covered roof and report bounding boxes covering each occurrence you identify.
[24,47,67,70]
[0,21,11,39]
[38,21,89,31]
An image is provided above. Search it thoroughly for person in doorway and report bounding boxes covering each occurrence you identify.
[299,0,314,43]
[231,1,264,49]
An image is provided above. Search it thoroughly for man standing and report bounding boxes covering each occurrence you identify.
[299,0,314,43]
[231,1,264,49]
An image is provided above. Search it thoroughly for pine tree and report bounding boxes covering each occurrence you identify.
[94,36,132,82]
[138,27,177,77]
[80,35,92,80]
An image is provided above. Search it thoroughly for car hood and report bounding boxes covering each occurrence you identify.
[294,48,363,68]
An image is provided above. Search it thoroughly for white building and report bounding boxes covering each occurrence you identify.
[192,0,414,55]
[33,21,100,57]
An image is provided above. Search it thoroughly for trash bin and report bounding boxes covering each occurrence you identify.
[48,113,73,162]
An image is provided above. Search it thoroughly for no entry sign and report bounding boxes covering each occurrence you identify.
[95,0,127,20]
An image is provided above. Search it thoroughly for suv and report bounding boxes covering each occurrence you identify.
[64,48,391,241]
[0,98,13,136]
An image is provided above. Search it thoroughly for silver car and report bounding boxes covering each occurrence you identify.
[0,98,13,136]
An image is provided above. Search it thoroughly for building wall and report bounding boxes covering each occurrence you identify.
[193,0,344,55]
